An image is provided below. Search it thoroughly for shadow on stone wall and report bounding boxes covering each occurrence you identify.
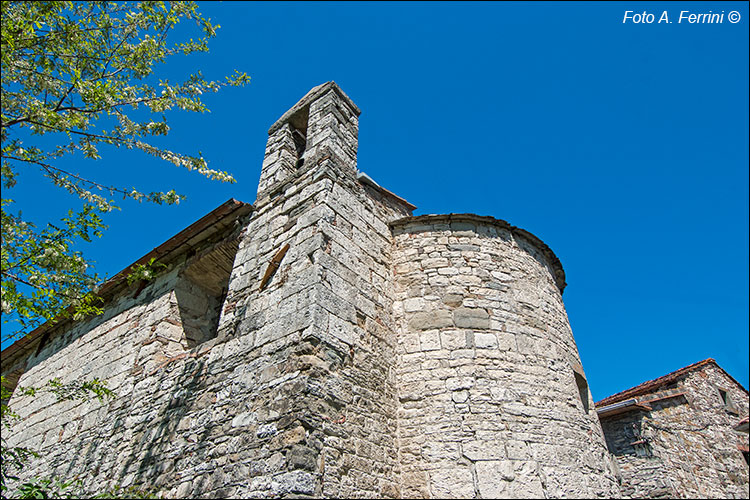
[58,352,213,495]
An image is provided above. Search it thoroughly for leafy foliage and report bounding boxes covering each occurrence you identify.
[126,257,167,285]
[1,1,249,341]
[12,479,156,499]
[1,201,106,340]
[1,2,247,497]
[14,477,88,499]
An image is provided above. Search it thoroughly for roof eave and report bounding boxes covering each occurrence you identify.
[1,199,253,364]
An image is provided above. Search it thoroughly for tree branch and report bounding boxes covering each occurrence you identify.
[1,271,84,300]
[53,83,77,112]
[2,155,128,197]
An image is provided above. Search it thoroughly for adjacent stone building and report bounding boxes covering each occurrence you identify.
[1,82,746,499]
[596,358,749,499]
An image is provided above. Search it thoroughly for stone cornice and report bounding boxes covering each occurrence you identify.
[389,213,567,293]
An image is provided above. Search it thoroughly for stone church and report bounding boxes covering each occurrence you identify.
[2,82,748,498]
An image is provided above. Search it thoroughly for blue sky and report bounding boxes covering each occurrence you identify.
[3,1,748,401]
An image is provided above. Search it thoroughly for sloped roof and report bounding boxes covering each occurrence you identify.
[596,358,749,407]
[0,198,253,365]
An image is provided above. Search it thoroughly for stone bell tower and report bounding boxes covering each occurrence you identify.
[255,82,359,201]
[215,81,414,497]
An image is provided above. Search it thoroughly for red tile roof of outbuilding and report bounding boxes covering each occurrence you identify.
[596,358,748,407]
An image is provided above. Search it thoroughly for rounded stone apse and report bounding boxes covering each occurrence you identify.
[390,214,621,499]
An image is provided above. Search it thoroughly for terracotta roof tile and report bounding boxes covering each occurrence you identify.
[596,358,748,407]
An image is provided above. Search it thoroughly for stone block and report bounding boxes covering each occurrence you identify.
[328,313,356,346]
[288,445,318,471]
[257,423,278,439]
[474,332,498,349]
[516,334,539,355]
[419,330,441,351]
[272,470,316,496]
[440,330,467,351]
[429,467,475,499]
[449,219,479,231]
[403,297,424,313]
[454,307,490,329]
[530,443,558,463]
[463,440,507,460]
[454,274,482,287]
[428,275,451,287]
[408,310,453,331]
[402,333,421,354]
[175,481,193,498]
[497,332,517,351]
[278,426,306,447]
[475,460,545,499]
[442,293,464,307]
[506,440,531,460]
[437,267,459,276]
[452,390,469,403]
[395,262,420,274]
[446,377,474,391]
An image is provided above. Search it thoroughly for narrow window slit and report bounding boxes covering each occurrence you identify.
[574,371,590,413]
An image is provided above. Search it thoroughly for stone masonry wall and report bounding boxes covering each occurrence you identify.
[6,83,409,498]
[2,211,253,496]
[600,365,750,499]
[3,269,220,494]
[389,215,621,499]
[4,82,629,499]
